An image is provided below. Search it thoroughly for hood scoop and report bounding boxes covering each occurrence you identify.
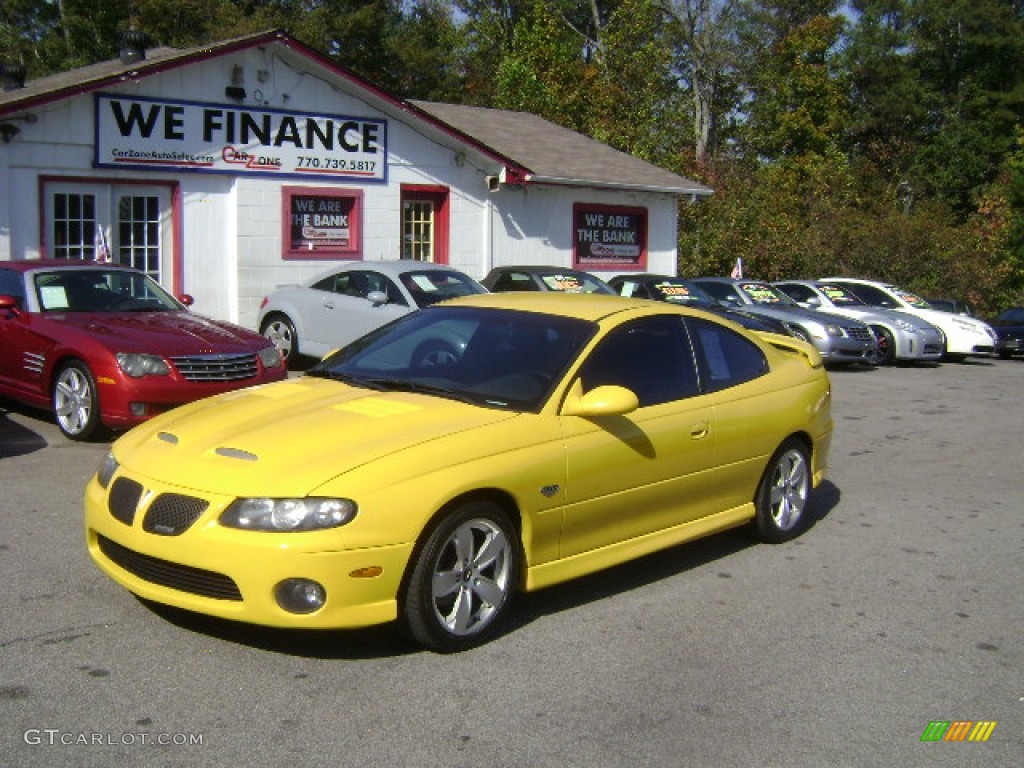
[215,446,259,462]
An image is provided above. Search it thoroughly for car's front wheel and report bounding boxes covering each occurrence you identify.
[260,314,299,365]
[871,325,895,365]
[402,500,518,652]
[753,439,811,543]
[53,361,102,441]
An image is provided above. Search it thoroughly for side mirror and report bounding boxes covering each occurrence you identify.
[178,294,195,307]
[0,294,20,312]
[803,296,821,308]
[366,290,389,307]
[561,381,639,417]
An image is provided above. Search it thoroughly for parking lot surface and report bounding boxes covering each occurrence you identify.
[1,358,1021,767]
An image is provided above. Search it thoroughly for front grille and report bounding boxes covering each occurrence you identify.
[143,493,209,536]
[171,353,258,382]
[109,477,143,526]
[97,534,242,600]
[846,327,874,342]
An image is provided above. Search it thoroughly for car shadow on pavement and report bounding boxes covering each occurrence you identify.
[135,480,841,658]
[0,406,49,458]
[137,598,422,659]
[509,480,839,632]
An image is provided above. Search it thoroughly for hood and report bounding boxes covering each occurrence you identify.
[741,303,847,326]
[114,377,520,496]
[53,310,267,354]
[905,307,993,333]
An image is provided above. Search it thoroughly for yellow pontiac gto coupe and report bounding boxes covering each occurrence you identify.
[85,292,832,652]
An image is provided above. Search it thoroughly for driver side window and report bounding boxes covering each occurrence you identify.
[577,316,699,407]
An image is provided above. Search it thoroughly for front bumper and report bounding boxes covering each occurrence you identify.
[896,327,945,361]
[816,336,875,364]
[84,473,412,629]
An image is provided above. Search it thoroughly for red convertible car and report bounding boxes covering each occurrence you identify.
[0,260,286,440]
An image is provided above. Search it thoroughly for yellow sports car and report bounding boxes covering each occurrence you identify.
[85,292,832,652]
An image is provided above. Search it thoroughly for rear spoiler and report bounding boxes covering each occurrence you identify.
[755,332,824,369]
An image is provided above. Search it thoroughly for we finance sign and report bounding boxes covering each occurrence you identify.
[94,94,387,182]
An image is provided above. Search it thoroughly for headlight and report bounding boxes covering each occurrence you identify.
[258,345,283,369]
[116,352,170,377]
[951,318,978,333]
[96,452,119,489]
[823,324,843,337]
[894,319,917,332]
[220,497,357,531]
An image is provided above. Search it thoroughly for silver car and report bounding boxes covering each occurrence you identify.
[258,260,487,366]
[773,280,945,364]
[691,277,876,366]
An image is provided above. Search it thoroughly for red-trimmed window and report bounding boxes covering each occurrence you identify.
[401,185,449,263]
[572,203,647,271]
[282,186,363,260]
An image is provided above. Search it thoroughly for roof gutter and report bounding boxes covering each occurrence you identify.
[523,173,713,197]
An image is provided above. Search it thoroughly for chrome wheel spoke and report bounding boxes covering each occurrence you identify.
[429,517,512,638]
[432,569,462,599]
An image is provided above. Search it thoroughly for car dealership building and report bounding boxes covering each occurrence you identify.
[0,29,711,328]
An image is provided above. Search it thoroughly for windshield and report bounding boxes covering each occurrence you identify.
[737,282,798,306]
[893,288,931,309]
[399,270,487,308]
[650,279,717,305]
[817,284,868,307]
[308,305,597,412]
[34,269,183,313]
[538,272,614,294]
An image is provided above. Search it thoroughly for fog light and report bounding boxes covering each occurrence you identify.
[130,402,146,416]
[274,578,326,614]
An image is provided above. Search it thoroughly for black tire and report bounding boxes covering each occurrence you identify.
[52,360,103,441]
[260,314,299,366]
[411,339,458,370]
[753,439,811,543]
[402,500,518,652]
[789,326,811,343]
[872,325,896,365]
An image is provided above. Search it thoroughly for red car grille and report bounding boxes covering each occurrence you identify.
[171,353,259,382]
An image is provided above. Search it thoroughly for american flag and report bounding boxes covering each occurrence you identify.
[95,226,111,263]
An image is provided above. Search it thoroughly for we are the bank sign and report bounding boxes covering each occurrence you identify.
[94,94,387,182]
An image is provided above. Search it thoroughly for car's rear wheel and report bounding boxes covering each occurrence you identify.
[871,325,895,365]
[53,361,102,441]
[753,439,810,543]
[261,314,299,365]
[402,500,518,652]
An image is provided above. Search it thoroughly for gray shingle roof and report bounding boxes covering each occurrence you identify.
[412,100,711,196]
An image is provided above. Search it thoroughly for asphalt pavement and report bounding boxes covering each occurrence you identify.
[1,357,1021,767]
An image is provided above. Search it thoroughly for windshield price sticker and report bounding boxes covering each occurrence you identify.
[96,94,387,181]
[741,284,781,304]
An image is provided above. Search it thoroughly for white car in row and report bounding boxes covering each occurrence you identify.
[819,278,997,361]
[773,280,945,364]
[257,261,487,366]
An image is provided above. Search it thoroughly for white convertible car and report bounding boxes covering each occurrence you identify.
[258,260,487,366]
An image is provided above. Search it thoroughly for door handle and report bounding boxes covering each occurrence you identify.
[690,421,710,440]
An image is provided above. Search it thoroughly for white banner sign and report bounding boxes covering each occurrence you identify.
[95,94,387,181]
